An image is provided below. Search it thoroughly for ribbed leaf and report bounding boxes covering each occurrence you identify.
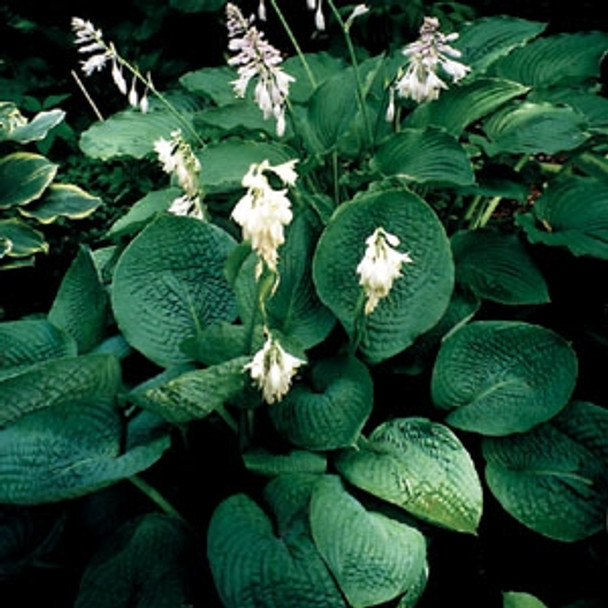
[336,418,483,533]
[484,401,608,541]
[75,514,193,608]
[489,31,608,87]
[194,102,279,138]
[312,188,454,363]
[0,218,47,259]
[0,353,121,426]
[432,321,577,435]
[111,214,237,367]
[270,356,373,451]
[179,65,238,106]
[208,492,346,608]
[456,16,546,74]
[48,246,108,353]
[372,128,475,186]
[478,101,588,156]
[283,52,345,103]
[516,175,608,259]
[0,399,169,504]
[19,183,102,223]
[0,319,76,379]
[0,152,57,209]
[129,357,247,423]
[310,475,427,608]
[235,213,336,349]
[451,229,550,305]
[243,450,327,477]
[404,78,529,136]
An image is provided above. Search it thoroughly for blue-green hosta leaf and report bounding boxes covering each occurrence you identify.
[208,492,346,608]
[75,514,193,608]
[194,102,279,138]
[372,128,475,186]
[451,229,550,305]
[179,65,237,106]
[106,187,181,239]
[478,101,588,156]
[19,183,102,223]
[483,401,608,542]
[235,213,336,349]
[270,356,373,451]
[169,0,226,12]
[199,138,297,193]
[3,109,65,144]
[489,31,608,87]
[283,52,346,103]
[0,152,57,209]
[79,92,203,161]
[0,319,76,379]
[111,214,237,367]
[129,357,248,423]
[516,175,608,259]
[0,353,121,426]
[312,188,454,363]
[48,246,108,353]
[243,450,327,477]
[0,218,47,259]
[0,399,169,504]
[404,78,529,137]
[336,418,483,534]
[455,16,546,74]
[310,475,428,608]
[503,592,549,608]
[432,321,578,435]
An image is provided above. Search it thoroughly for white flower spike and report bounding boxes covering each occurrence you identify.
[356,227,413,315]
[245,332,305,404]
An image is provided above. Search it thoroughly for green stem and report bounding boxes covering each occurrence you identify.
[268,0,317,88]
[332,149,340,205]
[326,0,373,147]
[216,404,239,433]
[128,475,189,526]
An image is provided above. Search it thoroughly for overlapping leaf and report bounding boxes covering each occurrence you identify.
[0,152,57,209]
[19,184,102,223]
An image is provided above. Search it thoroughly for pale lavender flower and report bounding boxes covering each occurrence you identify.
[388,16,470,112]
[226,3,295,137]
[306,0,325,31]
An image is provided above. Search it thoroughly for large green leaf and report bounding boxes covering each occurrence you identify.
[516,175,608,259]
[451,229,550,305]
[179,65,238,107]
[312,188,454,363]
[243,450,327,477]
[0,319,76,379]
[0,218,47,260]
[169,0,225,12]
[283,53,346,103]
[2,108,65,144]
[404,78,529,137]
[0,353,121,426]
[336,418,483,533]
[455,16,546,74]
[129,357,247,424]
[194,102,280,139]
[477,101,588,156]
[19,183,102,223]
[310,475,427,608]
[207,492,346,608]
[483,401,608,542]
[432,321,578,435]
[270,356,373,451]
[0,399,169,504]
[75,514,193,608]
[489,31,608,87]
[235,212,336,349]
[372,128,475,186]
[0,152,57,209]
[503,592,549,608]
[48,246,108,353]
[111,214,237,367]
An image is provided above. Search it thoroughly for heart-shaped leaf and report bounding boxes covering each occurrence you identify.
[270,355,373,451]
[336,418,483,533]
[432,321,578,435]
[112,214,238,367]
[310,475,427,608]
[483,401,608,541]
[312,188,454,363]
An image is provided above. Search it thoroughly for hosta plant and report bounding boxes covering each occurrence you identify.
[2,1,608,606]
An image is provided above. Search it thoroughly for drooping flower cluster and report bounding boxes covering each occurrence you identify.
[154,130,205,220]
[356,227,413,315]
[231,159,298,278]
[71,16,150,113]
[226,3,295,137]
[387,16,470,114]
[245,330,305,404]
